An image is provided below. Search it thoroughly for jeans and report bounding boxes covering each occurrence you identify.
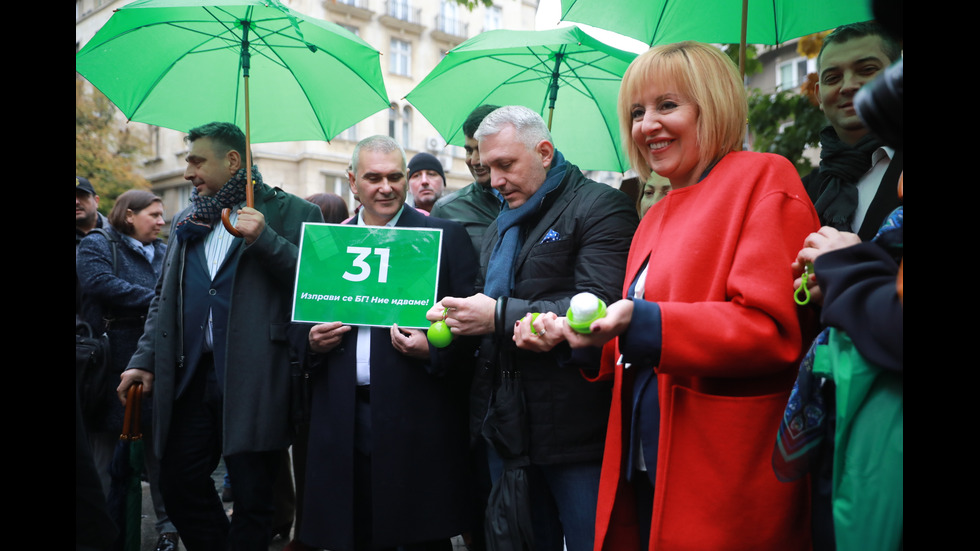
[487,447,601,551]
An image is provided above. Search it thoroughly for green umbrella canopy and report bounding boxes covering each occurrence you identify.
[405,26,638,173]
[559,0,874,48]
[76,0,390,144]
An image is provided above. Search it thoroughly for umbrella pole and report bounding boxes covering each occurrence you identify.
[546,53,565,131]
[222,20,254,236]
[739,0,748,79]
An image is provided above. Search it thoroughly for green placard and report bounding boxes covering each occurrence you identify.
[292,223,442,328]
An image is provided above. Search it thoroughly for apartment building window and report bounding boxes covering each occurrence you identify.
[388,103,398,139]
[484,5,502,32]
[440,1,459,34]
[776,57,815,91]
[390,38,411,76]
[390,0,411,20]
[338,23,359,37]
[402,105,413,149]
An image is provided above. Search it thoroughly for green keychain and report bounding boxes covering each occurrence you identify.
[794,262,814,306]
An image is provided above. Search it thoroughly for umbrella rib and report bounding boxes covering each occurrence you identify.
[649,0,673,46]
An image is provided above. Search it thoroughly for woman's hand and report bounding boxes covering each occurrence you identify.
[561,299,634,349]
[513,312,566,352]
[792,227,861,306]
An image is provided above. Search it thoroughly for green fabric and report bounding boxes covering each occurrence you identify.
[813,328,903,551]
[559,0,873,47]
[405,26,637,172]
[76,0,389,144]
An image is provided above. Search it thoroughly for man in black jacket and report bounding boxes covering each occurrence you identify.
[805,21,902,241]
[430,106,638,551]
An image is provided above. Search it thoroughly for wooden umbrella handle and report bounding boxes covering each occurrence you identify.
[221,207,242,237]
[121,383,142,439]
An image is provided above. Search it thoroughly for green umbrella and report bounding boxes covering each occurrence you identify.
[76,0,390,230]
[405,26,638,173]
[559,0,873,75]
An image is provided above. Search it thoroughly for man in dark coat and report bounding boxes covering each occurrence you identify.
[804,21,902,241]
[429,106,638,551]
[294,135,477,551]
[117,122,323,551]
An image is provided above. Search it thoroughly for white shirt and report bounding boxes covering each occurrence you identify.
[852,146,894,234]
[355,206,405,385]
[201,205,241,351]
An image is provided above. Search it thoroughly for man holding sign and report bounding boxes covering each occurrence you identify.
[294,135,477,551]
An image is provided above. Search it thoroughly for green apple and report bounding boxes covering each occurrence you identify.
[427,320,453,348]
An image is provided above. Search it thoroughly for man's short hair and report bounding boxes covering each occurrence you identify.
[350,135,407,175]
[463,104,500,139]
[474,105,553,152]
[818,21,902,70]
[186,122,247,158]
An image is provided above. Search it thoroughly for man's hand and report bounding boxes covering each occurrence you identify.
[117,369,153,405]
[792,226,862,306]
[309,322,351,354]
[561,298,634,349]
[513,312,566,352]
[236,207,266,245]
[427,294,496,336]
[390,324,430,359]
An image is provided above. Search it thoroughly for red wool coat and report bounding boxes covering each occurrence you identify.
[593,152,820,550]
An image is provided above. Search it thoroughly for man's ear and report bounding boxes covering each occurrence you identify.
[814,82,824,111]
[347,170,358,197]
[536,139,555,169]
[226,149,242,173]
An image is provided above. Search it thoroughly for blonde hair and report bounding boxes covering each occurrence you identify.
[618,42,746,181]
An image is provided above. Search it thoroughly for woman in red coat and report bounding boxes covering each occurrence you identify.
[515,42,819,549]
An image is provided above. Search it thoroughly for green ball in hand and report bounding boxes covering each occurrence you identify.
[427,320,453,348]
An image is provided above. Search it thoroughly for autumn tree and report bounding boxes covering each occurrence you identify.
[76,79,150,215]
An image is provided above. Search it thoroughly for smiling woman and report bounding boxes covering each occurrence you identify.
[516,42,823,550]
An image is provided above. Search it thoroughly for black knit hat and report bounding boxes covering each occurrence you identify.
[408,152,446,184]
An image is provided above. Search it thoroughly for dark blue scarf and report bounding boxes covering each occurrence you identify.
[484,150,567,299]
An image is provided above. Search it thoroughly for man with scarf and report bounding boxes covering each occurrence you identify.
[805,21,902,241]
[118,122,322,550]
[428,106,637,551]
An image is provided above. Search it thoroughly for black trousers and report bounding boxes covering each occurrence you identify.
[352,385,452,551]
[159,356,282,551]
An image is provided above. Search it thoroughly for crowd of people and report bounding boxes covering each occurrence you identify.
[77,21,902,551]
